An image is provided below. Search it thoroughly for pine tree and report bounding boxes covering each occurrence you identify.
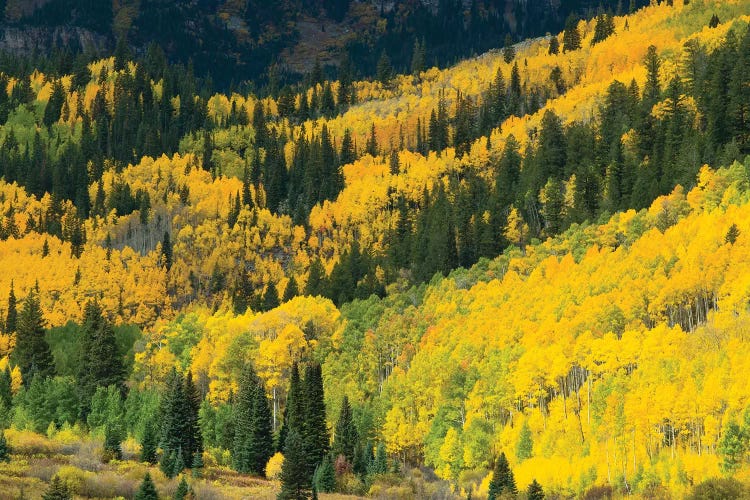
[562,15,581,53]
[527,479,545,500]
[77,301,125,419]
[548,36,560,55]
[366,123,378,157]
[283,277,299,303]
[162,231,173,271]
[140,419,158,464]
[135,472,159,500]
[233,363,274,475]
[0,429,10,462]
[278,363,303,453]
[174,476,189,500]
[103,422,123,461]
[183,372,203,464]
[376,51,393,84]
[726,224,740,245]
[43,476,71,500]
[340,129,356,166]
[332,396,358,463]
[303,364,329,477]
[313,454,336,493]
[503,34,515,63]
[488,452,517,500]
[516,421,533,461]
[14,287,54,384]
[278,429,310,500]
[263,283,280,311]
[43,80,66,128]
[0,366,12,411]
[411,38,426,76]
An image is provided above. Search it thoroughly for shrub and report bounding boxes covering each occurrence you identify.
[55,465,91,494]
[266,452,283,480]
[687,477,748,500]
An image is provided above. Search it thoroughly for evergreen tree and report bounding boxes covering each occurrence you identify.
[303,364,328,477]
[263,283,280,311]
[332,395,358,464]
[135,473,159,500]
[14,287,54,384]
[140,419,158,464]
[283,277,299,303]
[278,429,309,500]
[42,476,71,500]
[103,422,123,461]
[233,363,274,475]
[562,15,581,53]
[162,231,173,271]
[313,454,336,493]
[488,452,517,500]
[77,301,125,419]
[503,34,516,63]
[366,123,378,157]
[516,421,533,461]
[305,259,327,297]
[174,476,190,500]
[548,36,560,55]
[159,368,200,477]
[0,366,12,413]
[376,51,393,84]
[527,479,545,500]
[411,38,426,76]
[368,442,388,475]
[0,429,10,462]
[183,371,203,464]
[43,81,66,128]
[340,129,356,166]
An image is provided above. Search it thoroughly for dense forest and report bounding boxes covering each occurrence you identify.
[0,0,648,88]
[0,0,750,498]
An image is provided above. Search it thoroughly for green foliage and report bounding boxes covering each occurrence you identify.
[13,287,54,383]
[332,396,358,464]
[13,376,78,433]
[719,420,746,473]
[0,428,10,462]
[488,452,517,500]
[76,301,126,420]
[687,477,747,500]
[516,421,533,462]
[527,479,545,500]
[135,472,159,500]
[278,429,310,500]
[103,422,122,462]
[43,476,71,500]
[174,475,190,499]
[232,363,274,475]
[313,454,336,493]
[140,419,158,464]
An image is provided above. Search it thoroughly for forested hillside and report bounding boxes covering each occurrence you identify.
[1,0,750,498]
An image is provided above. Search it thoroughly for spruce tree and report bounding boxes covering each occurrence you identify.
[548,36,560,55]
[174,476,189,500]
[488,452,517,500]
[282,277,299,303]
[562,15,581,53]
[135,472,159,500]
[233,363,274,475]
[77,301,125,419]
[103,422,123,461]
[43,476,71,500]
[263,283,280,311]
[278,362,303,454]
[527,479,545,500]
[140,419,158,464]
[303,364,329,477]
[183,372,203,464]
[0,366,12,410]
[313,454,336,493]
[0,428,10,462]
[277,429,310,500]
[5,280,16,334]
[162,231,173,271]
[14,287,54,384]
[332,396,358,463]
[503,34,516,63]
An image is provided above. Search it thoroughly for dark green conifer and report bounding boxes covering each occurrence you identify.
[14,287,54,384]
[332,396,358,463]
[42,476,71,500]
[135,472,159,500]
[487,452,517,500]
